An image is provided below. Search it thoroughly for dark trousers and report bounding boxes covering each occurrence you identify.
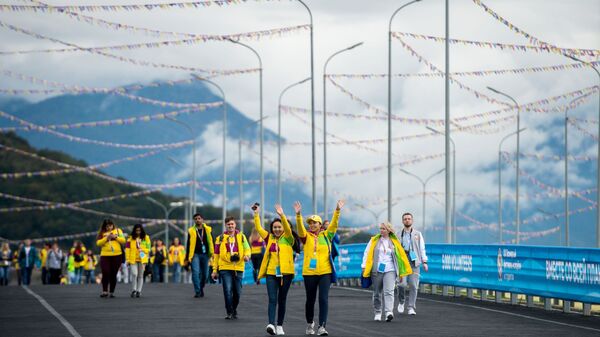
[266,274,293,326]
[304,274,332,327]
[100,256,121,293]
[152,264,165,283]
[49,268,61,285]
[191,254,209,294]
[251,254,263,284]
[21,266,33,285]
[219,270,243,315]
[41,267,48,285]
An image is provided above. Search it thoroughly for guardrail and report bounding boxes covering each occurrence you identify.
[241,243,600,315]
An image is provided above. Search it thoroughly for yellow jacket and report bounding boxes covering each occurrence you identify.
[150,246,168,266]
[255,213,295,279]
[96,229,125,256]
[83,254,98,271]
[70,245,87,268]
[169,245,185,266]
[125,236,151,264]
[297,209,340,276]
[212,231,251,272]
[186,224,214,262]
[40,248,48,268]
[361,234,412,278]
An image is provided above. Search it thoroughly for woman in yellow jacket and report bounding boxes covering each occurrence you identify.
[211,216,251,319]
[70,241,87,285]
[295,199,344,336]
[361,222,412,322]
[254,203,295,336]
[96,218,126,298]
[168,237,185,283]
[151,239,168,283]
[83,250,98,285]
[125,224,151,298]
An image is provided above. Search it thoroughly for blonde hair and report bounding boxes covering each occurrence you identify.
[379,222,395,235]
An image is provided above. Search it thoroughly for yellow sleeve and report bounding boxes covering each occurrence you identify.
[281,214,293,240]
[116,229,126,244]
[96,236,107,247]
[325,209,341,236]
[212,237,221,271]
[125,240,130,260]
[254,213,269,239]
[242,234,251,258]
[296,213,307,238]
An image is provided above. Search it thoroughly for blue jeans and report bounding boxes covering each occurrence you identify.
[171,263,182,283]
[304,274,332,327]
[21,266,33,285]
[219,270,243,315]
[84,270,95,284]
[73,267,83,284]
[266,275,293,325]
[0,266,9,285]
[191,254,209,295]
[152,264,165,283]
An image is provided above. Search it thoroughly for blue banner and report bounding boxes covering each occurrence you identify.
[242,243,600,304]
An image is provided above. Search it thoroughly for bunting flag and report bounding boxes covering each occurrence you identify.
[572,118,599,125]
[520,152,596,162]
[0,25,310,55]
[327,61,600,79]
[392,31,600,58]
[569,119,599,141]
[472,0,598,59]
[0,1,272,12]
[0,21,259,76]
[0,110,199,150]
[0,106,218,132]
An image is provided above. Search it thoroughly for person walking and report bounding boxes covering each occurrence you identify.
[361,222,412,322]
[186,213,214,298]
[13,243,22,285]
[67,253,76,284]
[126,224,150,298]
[70,241,87,285]
[46,242,64,285]
[83,250,97,284]
[295,200,344,336]
[249,228,265,285]
[151,239,168,283]
[96,218,126,298]
[397,213,428,316]
[211,216,251,319]
[0,242,12,286]
[18,239,37,286]
[254,204,295,336]
[168,237,185,283]
[40,243,50,285]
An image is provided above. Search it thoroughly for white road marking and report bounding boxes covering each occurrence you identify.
[22,286,82,337]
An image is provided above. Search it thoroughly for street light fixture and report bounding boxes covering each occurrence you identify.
[498,128,526,244]
[323,42,363,219]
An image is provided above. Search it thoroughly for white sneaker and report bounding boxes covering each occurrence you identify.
[374,313,382,321]
[266,324,276,335]
[385,312,394,322]
[408,308,416,315]
[397,302,405,314]
[317,326,329,336]
[306,322,315,335]
[276,325,285,335]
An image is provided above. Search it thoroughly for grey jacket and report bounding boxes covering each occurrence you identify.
[46,249,64,270]
[400,228,428,268]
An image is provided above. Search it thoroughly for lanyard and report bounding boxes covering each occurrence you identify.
[196,226,205,241]
[312,233,318,256]
[401,229,412,252]
[228,234,236,254]
[136,238,141,250]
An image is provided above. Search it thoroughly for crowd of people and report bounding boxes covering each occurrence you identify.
[2,201,428,336]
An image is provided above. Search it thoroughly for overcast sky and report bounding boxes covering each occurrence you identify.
[1,0,599,243]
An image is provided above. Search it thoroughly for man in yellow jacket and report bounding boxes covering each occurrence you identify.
[211,216,251,319]
[186,213,214,298]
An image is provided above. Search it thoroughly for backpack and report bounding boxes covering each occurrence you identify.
[154,248,165,265]
[73,248,84,263]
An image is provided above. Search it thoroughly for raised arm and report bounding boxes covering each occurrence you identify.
[253,205,269,239]
[275,204,292,239]
[293,201,307,238]
[325,200,345,238]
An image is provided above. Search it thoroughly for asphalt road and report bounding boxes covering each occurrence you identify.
[1,283,599,337]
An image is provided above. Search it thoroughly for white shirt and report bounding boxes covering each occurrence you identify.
[377,237,395,273]
[24,247,31,267]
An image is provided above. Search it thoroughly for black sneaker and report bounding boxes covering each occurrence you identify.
[109,293,115,298]
[100,293,108,298]
[232,311,238,319]
[194,293,200,298]
[225,314,233,320]
[136,291,140,298]
[130,291,136,298]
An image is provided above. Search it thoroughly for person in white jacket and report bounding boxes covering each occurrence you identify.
[397,212,428,315]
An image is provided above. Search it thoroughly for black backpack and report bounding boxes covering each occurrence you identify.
[154,248,165,265]
[73,248,84,263]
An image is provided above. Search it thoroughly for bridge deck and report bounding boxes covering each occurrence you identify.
[1,284,599,336]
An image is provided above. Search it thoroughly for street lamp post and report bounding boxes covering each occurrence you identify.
[488,87,521,244]
[537,207,562,246]
[498,128,526,244]
[354,202,397,228]
[191,75,227,231]
[388,0,423,224]
[323,42,363,219]
[399,168,444,238]
[296,0,317,214]
[565,54,600,247]
[146,197,183,283]
[226,38,265,226]
[426,126,456,242]
[278,78,311,205]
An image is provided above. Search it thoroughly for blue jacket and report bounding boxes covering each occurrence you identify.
[19,246,38,268]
